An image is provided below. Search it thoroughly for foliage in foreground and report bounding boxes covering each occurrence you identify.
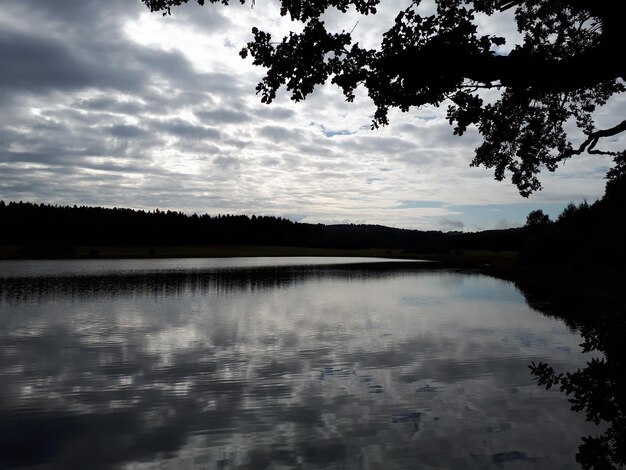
[530,309,626,469]
[144,0,625,195]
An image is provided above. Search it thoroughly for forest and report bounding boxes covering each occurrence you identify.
[1,167,623,266]
[0,201,449,253]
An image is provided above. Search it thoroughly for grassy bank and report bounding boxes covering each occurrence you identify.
[0,244,422,260]
[0,244,518,267]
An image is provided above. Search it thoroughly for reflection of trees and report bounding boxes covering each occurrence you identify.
[530,309,626,469]
[0,262,424,304]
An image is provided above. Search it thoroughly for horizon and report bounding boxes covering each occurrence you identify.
[1,197,571,233]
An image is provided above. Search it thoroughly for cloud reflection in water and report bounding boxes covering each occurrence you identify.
[0,259,595,469]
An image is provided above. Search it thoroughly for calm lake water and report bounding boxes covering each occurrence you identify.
[0,257,595,469]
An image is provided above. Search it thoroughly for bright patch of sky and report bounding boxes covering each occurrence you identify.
[0,0,621,231]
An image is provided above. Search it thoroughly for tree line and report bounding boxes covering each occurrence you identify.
[1,168,623,262]
[0,199,532,254]
[0,201,451,253]
[520,163,626,266]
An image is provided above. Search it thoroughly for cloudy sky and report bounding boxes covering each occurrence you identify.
[1,0,623,231]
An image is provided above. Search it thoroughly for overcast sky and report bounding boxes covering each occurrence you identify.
[1,0,624,231]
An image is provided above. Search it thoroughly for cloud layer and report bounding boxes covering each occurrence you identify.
[0,0,621,230]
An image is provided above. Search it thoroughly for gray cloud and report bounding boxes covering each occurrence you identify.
[260,156,281,167]
[157,0,235,33]
[0,0,213,104]
[74,96,146,115]
[196,108,252,125]
[213,155,240,170]
[107,124,148,139]
[10,0,135,28]
[257,125,304,142]
[251,106,297,121]
[0,28,105,93]
[0,0,613,229]
[151,118,222,140]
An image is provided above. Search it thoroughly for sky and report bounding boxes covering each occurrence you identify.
[1,0,624,231]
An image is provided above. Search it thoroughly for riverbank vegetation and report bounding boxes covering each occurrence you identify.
[1,161,623,303]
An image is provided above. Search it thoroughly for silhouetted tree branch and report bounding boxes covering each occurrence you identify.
[143,0,626,196]
[558,119,626,160]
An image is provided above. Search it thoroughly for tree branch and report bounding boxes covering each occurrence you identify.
[384,39,623,97]
[558,119,626,160]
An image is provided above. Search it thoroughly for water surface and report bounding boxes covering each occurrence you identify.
[0,258,594,469]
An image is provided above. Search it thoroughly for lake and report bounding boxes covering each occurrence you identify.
[0,257,595,469]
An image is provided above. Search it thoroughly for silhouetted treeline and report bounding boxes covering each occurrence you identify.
[1,167,623,259]
[0,201,454,253]
[520,165,626,267]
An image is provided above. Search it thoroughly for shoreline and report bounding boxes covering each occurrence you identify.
[2,244,620,317]
[0,244,514,264]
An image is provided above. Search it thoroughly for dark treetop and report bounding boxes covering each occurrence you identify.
[143,0,625,196]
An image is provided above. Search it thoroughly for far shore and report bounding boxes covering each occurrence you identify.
[1,244,620,311]
[0,244,516,268]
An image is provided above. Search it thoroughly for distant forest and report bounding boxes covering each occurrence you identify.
[1,171,624,264]
[0,200,525,254]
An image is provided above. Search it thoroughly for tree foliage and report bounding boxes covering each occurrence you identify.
[530,309,626,469]
[525,209,550,227]
[146,0,625,196]
[0,201,449,251]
